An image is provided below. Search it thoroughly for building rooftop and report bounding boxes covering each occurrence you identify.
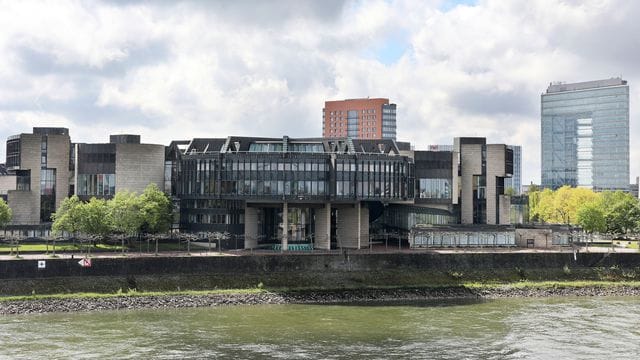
[546,77,627,93]
[180,136,402,155]
[325,97,389,103]
[32,127,69,136]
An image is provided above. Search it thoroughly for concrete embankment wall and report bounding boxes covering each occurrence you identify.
[1,253,640,295]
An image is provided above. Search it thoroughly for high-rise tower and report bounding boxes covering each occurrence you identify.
[322,98,396,140]
[541,78,629,191]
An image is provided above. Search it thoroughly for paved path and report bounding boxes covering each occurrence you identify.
[0,245,636,261]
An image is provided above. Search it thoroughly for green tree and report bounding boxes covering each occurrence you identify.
[533,188,556,223]
[0,198,12,227]
[527,184,540,193]
[78,197,112,239]
[0,199,16,256]
[138,183,173,255]
[51,195,84,256]
[110,191,144,235]
[576,201,606,233]
[603,192,640,234]
[51,196,83,235]
[528,190,541,222]
[109,191,144,255]
[139,183,173,234]
[552,186,575,224]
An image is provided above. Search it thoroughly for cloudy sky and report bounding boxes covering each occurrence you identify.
[0,0,638,185]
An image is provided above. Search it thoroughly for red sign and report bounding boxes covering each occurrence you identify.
[78,258,92,268]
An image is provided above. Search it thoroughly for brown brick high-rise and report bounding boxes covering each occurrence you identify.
[322,98,396,140]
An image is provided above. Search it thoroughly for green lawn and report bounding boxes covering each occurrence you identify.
[612,240,639,249]
[0,243,125,253]
[0,241,191,254]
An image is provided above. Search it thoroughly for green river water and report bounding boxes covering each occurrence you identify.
[0,297,639,359]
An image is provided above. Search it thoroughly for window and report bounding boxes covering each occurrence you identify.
[16,170,30,191]
[419,178,451,199]
[77,174,116,196]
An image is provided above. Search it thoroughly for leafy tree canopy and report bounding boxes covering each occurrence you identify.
[109,191,144,235]
[529,186,640,234]
[51,195,83,235]
[139,183,173,234]
[0,198,12,227]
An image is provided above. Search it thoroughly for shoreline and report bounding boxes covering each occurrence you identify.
[2,283,640,315]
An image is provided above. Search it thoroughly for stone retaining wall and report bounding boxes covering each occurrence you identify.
[1,252,639,280]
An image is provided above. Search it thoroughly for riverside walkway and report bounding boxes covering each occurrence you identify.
[0,245,636,261]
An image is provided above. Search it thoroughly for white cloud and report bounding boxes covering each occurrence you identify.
[0,0,638,186]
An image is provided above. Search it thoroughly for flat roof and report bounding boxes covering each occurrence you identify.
[546,78,627,93]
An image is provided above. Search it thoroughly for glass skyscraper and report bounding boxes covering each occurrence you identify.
[541,78,629,191]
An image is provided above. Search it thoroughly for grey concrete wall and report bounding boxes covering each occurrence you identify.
[0,175,16,194]
[360,205,369,248]
[314,203,330,250]
[6,133,71,224]
[337,204,360,249]
[244,206,258,249]
[460,144,482,224]
[8,190,39,224]
[451,151,459,205]
[47,134,71,211]
[515,228,555,248]
[115,143,165,194]
[337,203,368,249]
[9,135,41,224]
[498,195,511,225]
[486,145,507,224]
[3,253,640,280]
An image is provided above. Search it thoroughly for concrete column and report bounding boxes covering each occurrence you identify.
[498,195,511,225]
[282,202,288,251]
[360,205,369,249]
[357,203,361,249]
[486,145,507,225]
[336,202,367,249]
[314,202,331,250]
[244,206,258,249]
[459,144,483,224]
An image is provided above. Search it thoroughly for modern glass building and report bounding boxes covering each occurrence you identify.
[504,145,521,194]
[541,78,629,191]
[167,136,414,250]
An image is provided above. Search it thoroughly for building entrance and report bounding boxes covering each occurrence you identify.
[256,206,316,248]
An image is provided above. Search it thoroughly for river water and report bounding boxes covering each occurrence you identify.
[0,297,639,359]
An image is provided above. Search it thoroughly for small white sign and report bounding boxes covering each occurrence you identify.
[38,260,46,269]
[78,258,92,268]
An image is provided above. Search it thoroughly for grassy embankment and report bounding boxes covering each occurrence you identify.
[3,263,640,300]
[2,280,640,303]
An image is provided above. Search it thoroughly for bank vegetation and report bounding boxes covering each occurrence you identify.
[529,186,640,235]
